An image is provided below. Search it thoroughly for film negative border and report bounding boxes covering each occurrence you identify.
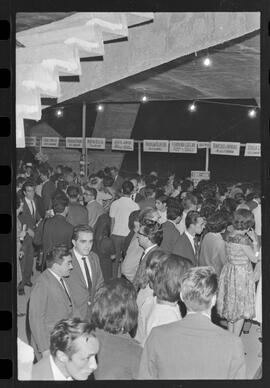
[0,0,13,383]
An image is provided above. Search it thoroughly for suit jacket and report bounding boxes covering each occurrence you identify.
[112,175,124,193]
[32,355,54,380]
[86,200,104,229]
[29,269,74,353]
[138,313,246,379]
[160,221,180,254]
[41,180,56,211]
[172,232,196,266]
[133,245,161,292]
[66,249,104,321]
[67,202,88,227]
[198,232,226,277]
[18,198,41,231]
[33,214,73,258]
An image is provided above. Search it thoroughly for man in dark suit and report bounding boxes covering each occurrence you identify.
[133,222,163,292]
[160,206,182,253]
[29,245,74,360]
[39,166,56,212]
[31,317,99,380]
[66,185,88,227]
[18,180,41,294]
[66,224,104,321]
[34,193,74,269]
[110,166,124,193]
[172,210,205,266]
[138,266,246,379]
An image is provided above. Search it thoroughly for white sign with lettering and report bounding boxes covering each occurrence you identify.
[66,137,83,148]
[191,171,211,187]
[112,139,134,151]
[143,140,169,152]
[25,136,37,147]
[86,137,106,149]
[197,142,210,149]
[210,141,240,156]
[169,140,197,153]
[41,137,59,148]
[244,143,261,157]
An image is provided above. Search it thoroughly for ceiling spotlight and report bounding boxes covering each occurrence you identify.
[248,108,256,118]
[97,104,104,112]
[141,95,148,103]
[55,108,63,118]
[188,102,197,112]
[203,56,212,67]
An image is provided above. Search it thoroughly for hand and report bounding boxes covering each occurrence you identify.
[42,350,50,358]
[110,254,116,261]
[27,228,35,238]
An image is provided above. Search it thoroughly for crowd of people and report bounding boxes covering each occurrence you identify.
[16,159,262,380]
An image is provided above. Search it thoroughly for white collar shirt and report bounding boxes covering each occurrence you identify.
[73,249,92,288]
[186,311,211,320]
[48,269,71,299]
[142,244,157,261]
[185,230,196,253]
[25,197,36,215]
[49,355,72,381]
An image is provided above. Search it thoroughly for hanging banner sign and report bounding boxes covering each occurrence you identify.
[112,139,134,151]
[244,143,261,157]
[86,137,105,149]
[143,140,169,152]
[66,137,83,148]
[191,170,210,181]
[169,140,197,153]
[41,137,59,148]
[197,142,210,149]
[210,141,240,156]
[25,136,37,147]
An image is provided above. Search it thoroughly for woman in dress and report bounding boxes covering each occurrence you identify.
[217,209,260,336]
[91,278,142,380]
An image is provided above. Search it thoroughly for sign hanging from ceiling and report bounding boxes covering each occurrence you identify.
[41,137,59,148]
[191,170,211,187]
[143,140,169,152]
[66,137,83,148]
[86,138,106,149]
[244,143,261,157]
[25,136,37,147]
[112,139,134,151]
[210,141,240,156]
[197,142,210,149]
[169,140,197,153]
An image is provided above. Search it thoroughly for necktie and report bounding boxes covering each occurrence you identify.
[30,200,35,216]
[194,237,199,263]
[60,278,72,306]
[81,257,92,295]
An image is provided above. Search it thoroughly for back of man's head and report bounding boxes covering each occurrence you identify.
[180,266,218,312]
[52,193,69,214]
[122,180,134,195]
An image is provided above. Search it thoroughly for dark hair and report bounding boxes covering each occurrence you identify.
[122,181,134,195]
[52,193,69,214]
[91,278,138,334]
[67,185,80,198]
[156,195,168,204]
[181,179,193,192]
[144,185,155,199]
[173,177,182,190]
[96,170,105,179]
[180,266,218,312]
[46,244,71,269]
[167,205,183,221]
[232,209,255,231]
[22,180,35,194]
[16,176,25,186]
[39,166,49,177]
[84,186,97,199]
[57,180,68,191]
[206,211,228,233]
[103,175,114,187]
[72,224,94,241]
[181,193,197,210]
[16,193,22,209]
[50,318,96,358]
[140,223,163,245]
[128,210,140,231]
[185,210,201,229]
[200,200,218,220]
[145,251,170,289]
[153,254,192,302]
[220,198,237,214]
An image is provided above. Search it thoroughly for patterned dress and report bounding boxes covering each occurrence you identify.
[217,233,255,322]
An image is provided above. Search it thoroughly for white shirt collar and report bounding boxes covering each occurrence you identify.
[144,244,157,256]
[185,230,196,252]
[49,355,72,381]
[48,268,61,284]
[25,197,35,210]
[186,311,211,320]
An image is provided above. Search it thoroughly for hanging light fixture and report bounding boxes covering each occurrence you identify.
[202,56,212,67]
[55,108,64,118]
[97,104,104,112]
[141,95,148,103]
[188,102,197,112]
[248,108,257,118]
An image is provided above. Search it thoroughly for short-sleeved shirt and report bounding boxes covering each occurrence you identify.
[109,197,139,236]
